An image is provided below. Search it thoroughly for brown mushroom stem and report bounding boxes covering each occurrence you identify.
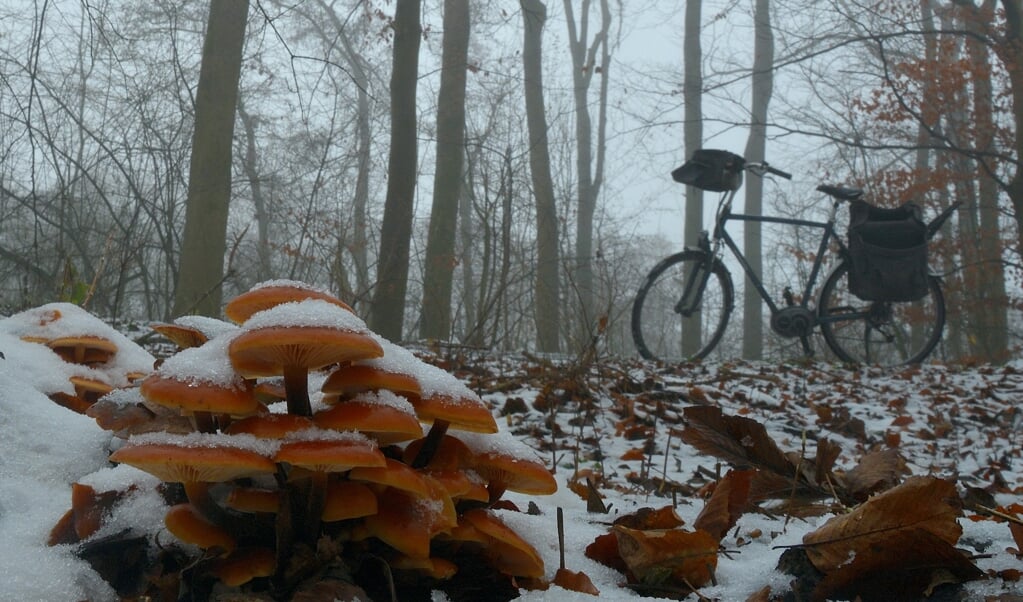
[190,411,217,434]
[282,364,312,417]
[411,419,451,469]
[302,471,328,544]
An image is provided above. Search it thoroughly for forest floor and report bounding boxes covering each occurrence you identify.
[3,333,1023,601]
[446,349,1023,601]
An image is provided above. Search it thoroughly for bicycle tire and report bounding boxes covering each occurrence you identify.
[818,261,945,366]
[632,250,734,362]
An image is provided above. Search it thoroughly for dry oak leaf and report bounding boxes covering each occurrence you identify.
[801,475,963,574]
[614,525,718,587]
[813,528,983,601]
[693,469,754,542]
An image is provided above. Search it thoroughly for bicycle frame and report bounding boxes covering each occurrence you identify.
[683,188,848,325]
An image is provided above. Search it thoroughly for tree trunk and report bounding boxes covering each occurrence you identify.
[172,0,249,318]
[562,0,611,351]
[521,0,561,353]
[420,0,471,341]
[369,0,421,342]
[682,0,704,358]
[237,100,272,281]
[962,0,1009,362]
[742,0,774,360]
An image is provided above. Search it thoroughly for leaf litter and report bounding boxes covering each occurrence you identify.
[3,332,1023,600]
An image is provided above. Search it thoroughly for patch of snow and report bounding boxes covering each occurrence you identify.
[243,299,369,331]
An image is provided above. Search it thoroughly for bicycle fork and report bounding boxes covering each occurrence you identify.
[675,234,718,317]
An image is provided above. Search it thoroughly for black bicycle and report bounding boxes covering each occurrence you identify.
[631,149,957,366]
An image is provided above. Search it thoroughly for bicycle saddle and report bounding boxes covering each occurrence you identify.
[816,184,863,201]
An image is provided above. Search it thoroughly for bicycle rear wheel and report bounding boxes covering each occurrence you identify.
[818,261,945,366]
[631,250,734,362]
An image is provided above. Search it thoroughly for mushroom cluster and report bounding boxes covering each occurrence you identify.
[0,302,155,413]
[67,281,557,597]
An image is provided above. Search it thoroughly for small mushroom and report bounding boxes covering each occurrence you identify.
[224,280,353,324]
[228,300,383,417]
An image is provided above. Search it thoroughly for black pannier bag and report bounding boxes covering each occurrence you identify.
[672,149,745,192]
[846,200,929,302]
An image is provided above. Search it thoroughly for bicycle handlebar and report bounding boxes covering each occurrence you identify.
[745,161,793,181]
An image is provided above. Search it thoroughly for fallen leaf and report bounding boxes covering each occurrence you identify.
[614,525,718,587]
[693,469,754,542]
[802,476,962,573]
[813,528,983,601]
[614,505,685,530]
[553,568,600,595]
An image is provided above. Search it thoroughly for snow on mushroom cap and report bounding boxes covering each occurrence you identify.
[348,390,418,415]
[0,303,156,379]
[125,431,282,457]
[243,299,370,332]
[454,430,546,464]
[155,332,247,389]
[249,279,337,296]
[173,315,238,339]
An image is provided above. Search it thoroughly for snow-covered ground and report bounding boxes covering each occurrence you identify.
[1,305,1022,601]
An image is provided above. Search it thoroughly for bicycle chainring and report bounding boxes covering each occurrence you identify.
[771,306,817,338]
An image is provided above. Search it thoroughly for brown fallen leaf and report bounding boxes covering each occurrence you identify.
[836,447,908,503]
[693,469,753,542]
[802,476,963,574]
[614,525,718,587]
[813,528,983,601]
[552,568,600,595]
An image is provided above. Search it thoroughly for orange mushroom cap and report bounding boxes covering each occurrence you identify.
[313,391,423,445]
[321,364,422,400]
[164,503,236,553]
[455,432,558,496]
[149,322,209,350]
[462,509,545,578]
[348,458,431,497]
[225,487,281,513]
[224,280,353,324]
[47,335,118,365]
[321,481,378,522]
[109,434,277,483]
[274,430,386,473]
[225,413,315,438]
[208,547,276,586]
[229,326,383,379]
[359,476,456,558]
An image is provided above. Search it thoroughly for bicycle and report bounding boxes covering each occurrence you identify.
[631,149,957,367]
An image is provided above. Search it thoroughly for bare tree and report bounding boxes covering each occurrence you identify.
[172,0,250,317]
[521,0,561,353]
[421,0,471,341]
[370,0,422,341]
[742,0,774,360]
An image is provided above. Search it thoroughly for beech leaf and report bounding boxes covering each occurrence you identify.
[693,469,754,542]
[681,406,795,478]
[614,525,718,587]
[813,528,983,601]
[553,568,600,595]
[802,476,963,574]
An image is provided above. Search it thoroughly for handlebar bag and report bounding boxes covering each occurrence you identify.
[672,149,745,192]
[846,200,929,302]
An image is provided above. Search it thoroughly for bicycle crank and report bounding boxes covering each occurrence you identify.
[771,306,817,338]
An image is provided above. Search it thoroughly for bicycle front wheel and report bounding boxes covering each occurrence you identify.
[632,250,734,362]
[818,261,945,366]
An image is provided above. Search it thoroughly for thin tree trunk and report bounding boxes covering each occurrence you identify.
[369,0,421,341]
[742,0,774,360]
[682,0,704,358]
[237,100,271,280]
[521,0,560,353]
[562,0,611,351]
[421,0,471,341]
[172,0,249,318]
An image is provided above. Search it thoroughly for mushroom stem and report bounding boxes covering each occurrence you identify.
[303,471,328,544]
[411,419,451,469]
[282,364,312,417]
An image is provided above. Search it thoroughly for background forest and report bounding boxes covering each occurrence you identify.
[0,0,1019,364]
